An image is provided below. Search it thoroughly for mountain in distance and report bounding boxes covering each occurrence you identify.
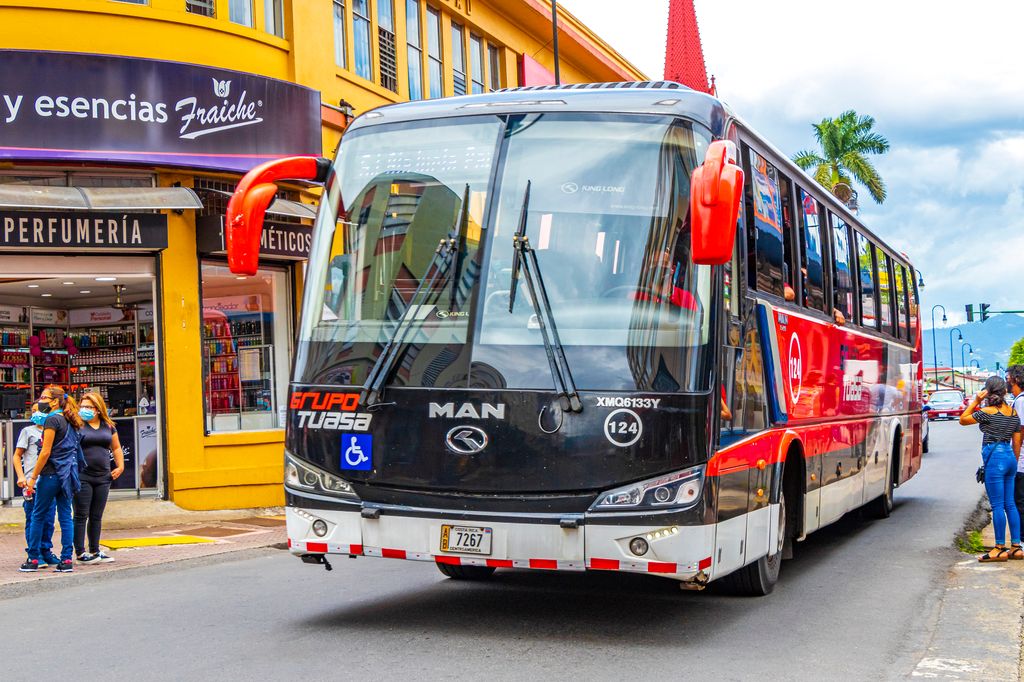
[923,313,1024,371]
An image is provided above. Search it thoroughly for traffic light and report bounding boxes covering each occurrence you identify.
[965,304,974,322]
[980,303,991,322]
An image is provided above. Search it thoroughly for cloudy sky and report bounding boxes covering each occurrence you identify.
[560,0,1024,329]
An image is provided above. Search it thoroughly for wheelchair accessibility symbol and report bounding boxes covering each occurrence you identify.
[340,433,373,471]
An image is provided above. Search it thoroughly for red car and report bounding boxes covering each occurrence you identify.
[926,389,967,420]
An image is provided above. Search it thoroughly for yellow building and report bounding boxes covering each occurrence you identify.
[0,0,644,510]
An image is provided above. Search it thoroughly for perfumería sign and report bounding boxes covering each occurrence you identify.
[197,215,311,261]
[0,50,321,172]
[0,211,168,250]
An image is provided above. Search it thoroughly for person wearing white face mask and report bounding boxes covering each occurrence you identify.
[73,392,124,564]
[13,413,56,568]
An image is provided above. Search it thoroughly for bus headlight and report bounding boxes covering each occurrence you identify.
[590,465,705,513]
[285,450,359,500]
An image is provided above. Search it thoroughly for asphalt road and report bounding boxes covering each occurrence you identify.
[0,421,985,681]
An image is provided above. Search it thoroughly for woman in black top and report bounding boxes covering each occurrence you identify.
[73,392,125,564]
[960,376,1022,562]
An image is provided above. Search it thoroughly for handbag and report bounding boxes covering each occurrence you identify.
[976,447,994,484]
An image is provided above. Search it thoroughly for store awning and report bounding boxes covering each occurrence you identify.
[198,188,318,220]
[0,185,203,211]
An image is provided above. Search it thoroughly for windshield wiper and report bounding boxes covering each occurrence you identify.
[360,185,470,408]
[508,181,582,413]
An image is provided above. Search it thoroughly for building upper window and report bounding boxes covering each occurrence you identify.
[264,0,284,37]
[352,0,373,81]
[426,7,443,98]
[487,44,502,91]
[229,0,253,27]
[186,0,214,17]
[469,34,485,94]
[451,23,467,96]
[406,0,423,100]
[377,0,398,92]
[333,0,347,68]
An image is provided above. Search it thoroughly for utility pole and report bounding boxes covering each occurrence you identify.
[551,0,561,85]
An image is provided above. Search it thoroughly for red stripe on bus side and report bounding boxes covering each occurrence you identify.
[646,562,677,573]
[306,542,328,553]
[381,548,406,559]
[589,558,620,570]
[435,555,461,565]
[349,544,363,555]
[529,559,558,570]
[698,556,712,570]
[486,559,515,568]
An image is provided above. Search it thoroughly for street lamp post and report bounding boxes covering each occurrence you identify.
[948,328,963,388]
[930,304,947,389]
[960,342,973,390]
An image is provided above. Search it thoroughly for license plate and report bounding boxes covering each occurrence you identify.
[440,524,492,555]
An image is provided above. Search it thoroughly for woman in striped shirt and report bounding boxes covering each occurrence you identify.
[960,375,1022,562]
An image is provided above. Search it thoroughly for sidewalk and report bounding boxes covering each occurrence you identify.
[0,498,287,589]
[909,504,1024,680]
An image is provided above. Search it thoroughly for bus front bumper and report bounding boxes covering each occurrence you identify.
[286,504,715,582]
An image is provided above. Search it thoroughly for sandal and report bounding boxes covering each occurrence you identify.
[979,546,1010,563]
[1010,546,1024,561]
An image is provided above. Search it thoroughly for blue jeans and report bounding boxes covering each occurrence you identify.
[983,442,1021,546]
[22,493,54,557]
[27,474,74,562]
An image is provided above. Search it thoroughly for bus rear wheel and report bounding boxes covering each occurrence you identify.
[435,562,497,580]
[717,491,786,597]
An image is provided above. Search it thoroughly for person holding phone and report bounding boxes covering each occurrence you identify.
[74,392,124,564]
[960,376,1022,562]
[21,385,84,573]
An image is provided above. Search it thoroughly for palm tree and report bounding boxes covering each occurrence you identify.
[793,110,890,204]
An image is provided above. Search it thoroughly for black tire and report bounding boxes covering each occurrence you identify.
[717,491,786,596]
[867,438,898,519]
[435,562,496,580]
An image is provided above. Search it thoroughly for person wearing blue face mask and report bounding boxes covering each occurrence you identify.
[13,413,56,569]
[73,392,124,564]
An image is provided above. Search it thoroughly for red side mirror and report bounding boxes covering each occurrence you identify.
[690,140,743,266]
[225,156,330,275]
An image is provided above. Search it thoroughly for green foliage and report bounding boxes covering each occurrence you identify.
[793,110,890,204]
[1009,337,1024,366]
[956,530,986,554]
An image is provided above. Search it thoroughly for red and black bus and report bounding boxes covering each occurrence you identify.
[226,81,922,595]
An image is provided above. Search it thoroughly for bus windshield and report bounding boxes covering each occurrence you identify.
[296,112,715,393]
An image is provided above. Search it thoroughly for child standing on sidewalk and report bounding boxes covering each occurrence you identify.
[13,416,56,567]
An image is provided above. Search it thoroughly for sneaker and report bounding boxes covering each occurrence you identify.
[77,553,100,564]
[54,560,73,573]
[43,554,61,567]
[94,551,115,564]
[19,559,39,572]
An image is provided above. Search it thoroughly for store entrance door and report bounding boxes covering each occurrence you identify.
[0,256,163,504]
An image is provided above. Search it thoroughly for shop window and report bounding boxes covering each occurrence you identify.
[229,0,253,27]
[264,0,284,37]
[830,214,854,323]
[895,263,910,340]
[186,0,214,17]
[877,252,894,335]
[451,23,467,96]
[469,34,485,94]
[855,232,878,329]
[744,147,785,298]
[406,0,424,99]
[201,262,291,433]
[333,0,347,68]
[797,188,826,312]
[377,0,398,92]
[426,7,443,98]
[352,0,373,81]
[487,44,502,91]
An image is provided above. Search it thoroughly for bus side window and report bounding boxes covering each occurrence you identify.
[829,213,855,323]
[855,232,879,330]
[797,188,826,312]
[895,264,910,341]
[877,251,895,335]
[909,267,920,342]
[778,173,798,303]
[722,324,767,442]
[743,146,785,298]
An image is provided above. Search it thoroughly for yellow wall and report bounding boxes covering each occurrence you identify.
[0,0,645,510]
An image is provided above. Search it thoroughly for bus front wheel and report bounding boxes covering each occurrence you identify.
[716,491,786,597]
[435,562,497,580]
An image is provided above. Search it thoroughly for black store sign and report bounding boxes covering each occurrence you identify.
[197,215,311,260]
[0,50,321,172]
[0,211,168,250]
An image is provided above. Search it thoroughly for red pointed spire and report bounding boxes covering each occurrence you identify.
[664,0,714,95]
